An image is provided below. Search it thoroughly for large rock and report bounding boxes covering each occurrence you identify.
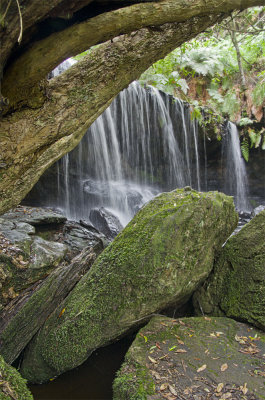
[0,207,106,309]
[0,222,67,309]
[0,355,33,400]
[113,316,265,399]
[193,210,265,330]
[0,242,104,365]
[20,188,237,383]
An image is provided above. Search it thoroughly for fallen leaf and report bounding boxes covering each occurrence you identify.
[240,383,248,395]
[178,339,184,345]
[168,384,177,396]
[216,383,224,393]
[160,383,168,391]
[58,308,65,318]
[169,345,177,351]
[197,364,207,372]
[210,332,216,337]
[176,349,187,353]
[221,363,228,372]
[156,342,161,349]
[221,393,232,399]
[148,356,157,364]
[204,316,211,321]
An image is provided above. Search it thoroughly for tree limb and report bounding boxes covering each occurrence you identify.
[2,0,264,109]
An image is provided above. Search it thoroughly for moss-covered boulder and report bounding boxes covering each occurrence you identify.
[20,188,237,383]
[193,210,265,330]
[113,316,265,400]
[0,355,33,399]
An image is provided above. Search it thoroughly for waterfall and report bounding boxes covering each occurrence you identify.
[222,122,250,212]
[47,81,201,225]
[25,56,256,223]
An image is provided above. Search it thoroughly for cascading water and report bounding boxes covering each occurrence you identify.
[26,59,255,226]
[222,122,250,212]
[50,81,202,225]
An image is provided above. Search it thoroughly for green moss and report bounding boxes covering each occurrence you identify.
[20,188,238,383]
[0,355,33,400]
[113,362,155,400]
[194,210,265,330]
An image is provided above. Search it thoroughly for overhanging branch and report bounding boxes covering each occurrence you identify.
[2,0,263,108]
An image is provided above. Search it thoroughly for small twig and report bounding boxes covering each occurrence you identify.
[15,0,23,44]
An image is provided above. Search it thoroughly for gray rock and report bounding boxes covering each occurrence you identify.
[113,316,265,400]
[29,236,68,270]
[252,204,265,217]
[1,206,67,226]
[89,207,123,239]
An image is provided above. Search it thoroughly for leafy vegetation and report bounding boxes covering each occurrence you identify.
[139,7,265,159]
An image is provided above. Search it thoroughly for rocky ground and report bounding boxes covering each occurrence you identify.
[113,316,265,400]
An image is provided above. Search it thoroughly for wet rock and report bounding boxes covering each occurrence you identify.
[193,210,265,331]
[0,207,106,309]
[89,207,123,239]
[0,225,67,308]
[0,243,104,365]
[0,355,33,399]
[20,188,237,383]
[252,204,265,217]
[113,316,265,400]
[1,206,67,226]
[0,218,35,255]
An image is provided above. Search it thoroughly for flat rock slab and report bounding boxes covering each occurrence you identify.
[1,206,67,225]
[113,316,265,400]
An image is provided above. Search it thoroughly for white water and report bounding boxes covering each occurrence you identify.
[222,122,250,212]
[52,81,202,225]
[33,59,252,225]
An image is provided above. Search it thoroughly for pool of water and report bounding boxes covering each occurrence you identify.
[30,334,135,400]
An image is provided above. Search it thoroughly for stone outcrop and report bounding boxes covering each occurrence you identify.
[0,206,106,309]
[0,355,33,400]
[193,210,265,331]
[20,188,237,383]
[113,316,265,399]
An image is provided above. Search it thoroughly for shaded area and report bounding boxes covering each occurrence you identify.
[30,334,135,400]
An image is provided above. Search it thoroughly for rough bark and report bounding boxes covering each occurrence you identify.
[2,0,263,108]
[0,243,103,364]
[0,15,223,215]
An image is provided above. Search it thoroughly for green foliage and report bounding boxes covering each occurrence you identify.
[241,137,249,162]
[181,48,224,77]
[252,71,265,106]
[239,117,253,126]
[139,7,265,126]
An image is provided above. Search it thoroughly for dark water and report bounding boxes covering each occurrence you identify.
[30,334,135,400]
